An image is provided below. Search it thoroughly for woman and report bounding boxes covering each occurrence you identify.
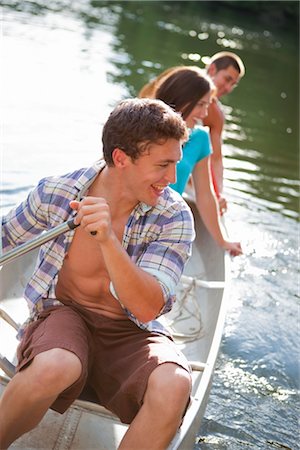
[139,66,242,256]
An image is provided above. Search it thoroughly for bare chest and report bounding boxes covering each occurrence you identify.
[55,221,126,309]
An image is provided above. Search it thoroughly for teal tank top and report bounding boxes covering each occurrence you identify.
[170,126,212,195]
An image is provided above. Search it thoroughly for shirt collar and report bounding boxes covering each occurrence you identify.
[74,159,106,199]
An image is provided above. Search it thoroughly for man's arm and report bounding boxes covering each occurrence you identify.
[71,197,194,323]
[71,197,163,322]
[203,100,225,195]
[100,232,166,323]
[2,180,50,252]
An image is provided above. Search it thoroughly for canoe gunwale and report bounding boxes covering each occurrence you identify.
[168,250,231,450]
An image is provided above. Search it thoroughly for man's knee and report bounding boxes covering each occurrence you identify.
[145,363,191,413]
[24,348,82,394]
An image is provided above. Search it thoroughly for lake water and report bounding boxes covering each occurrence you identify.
[1,1,299,449]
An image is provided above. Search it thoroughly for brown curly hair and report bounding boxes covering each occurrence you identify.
[102,98,188,166]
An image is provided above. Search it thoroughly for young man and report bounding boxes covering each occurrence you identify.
[0,98,195,450]
[204,52,245,213]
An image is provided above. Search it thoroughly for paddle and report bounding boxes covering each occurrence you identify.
[0,219,79,267]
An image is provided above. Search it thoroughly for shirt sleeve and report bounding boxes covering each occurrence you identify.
[1,179,49,252]
[137,201,195,317]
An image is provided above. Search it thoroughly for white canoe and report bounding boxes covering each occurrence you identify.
[0,198,230,449]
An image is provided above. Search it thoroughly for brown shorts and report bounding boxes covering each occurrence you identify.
[16,300,191,424]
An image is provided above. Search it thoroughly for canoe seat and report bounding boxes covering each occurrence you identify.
[189,361,207,371]
[0,357,15,379]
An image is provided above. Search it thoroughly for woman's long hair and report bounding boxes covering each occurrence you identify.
[139,66,215,120]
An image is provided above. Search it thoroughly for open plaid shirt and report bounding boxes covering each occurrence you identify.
[2,160,195,337]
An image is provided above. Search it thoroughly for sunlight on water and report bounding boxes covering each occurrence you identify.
[217,360,294,401]
[2,9,125,189]
[222,144,299,219]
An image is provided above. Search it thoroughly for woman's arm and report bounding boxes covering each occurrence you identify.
[192,157,242,257]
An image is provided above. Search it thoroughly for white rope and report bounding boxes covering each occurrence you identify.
[164,274,225,343]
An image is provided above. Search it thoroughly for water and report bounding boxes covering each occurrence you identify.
[1,2,299,449]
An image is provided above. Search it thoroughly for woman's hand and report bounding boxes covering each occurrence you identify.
[222,240,243,257]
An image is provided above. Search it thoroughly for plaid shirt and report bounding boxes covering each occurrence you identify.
[2,160,195,337]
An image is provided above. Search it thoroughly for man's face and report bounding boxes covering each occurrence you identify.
[209,64,241,98]
[124,138,182,207]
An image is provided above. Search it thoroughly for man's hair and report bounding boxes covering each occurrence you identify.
[153,66,215,120]
[208,52,245,78]
[102,98,188,166]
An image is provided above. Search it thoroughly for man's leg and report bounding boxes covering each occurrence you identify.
[119,363,191,450]
[0,348,82,449]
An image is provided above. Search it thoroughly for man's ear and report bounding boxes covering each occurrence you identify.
[208,63,217,77]
[112,148,130,168]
